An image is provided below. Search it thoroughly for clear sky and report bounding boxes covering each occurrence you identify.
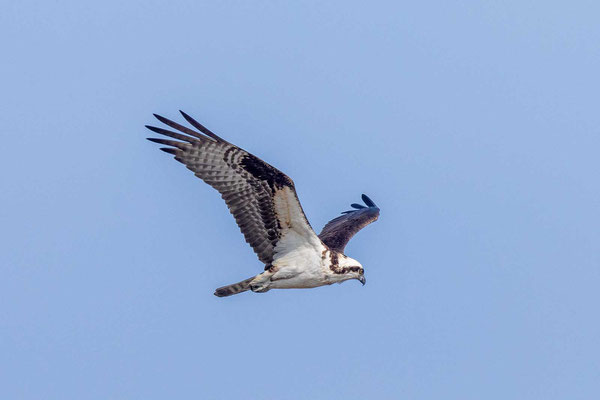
[1,1,599,399]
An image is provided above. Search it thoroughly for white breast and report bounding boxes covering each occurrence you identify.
[268,233,329,289]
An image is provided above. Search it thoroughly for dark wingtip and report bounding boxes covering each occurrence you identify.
[153,113,178,128]
[147,138,171,146]
[362,194,376,207]
[159,147,177,155]
[145,125,163,134]
[178,110,224,142]
[178,110,199,129]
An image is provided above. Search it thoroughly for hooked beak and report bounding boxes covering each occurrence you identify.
[358,275,366,286]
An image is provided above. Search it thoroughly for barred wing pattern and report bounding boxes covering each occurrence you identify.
[146,111,313,265]
[318,194,380,252]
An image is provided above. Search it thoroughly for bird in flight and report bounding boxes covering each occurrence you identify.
[146,111,380,297]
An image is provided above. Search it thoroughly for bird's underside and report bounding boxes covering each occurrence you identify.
[146,111,380,297]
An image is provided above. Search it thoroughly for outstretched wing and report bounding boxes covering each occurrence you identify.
[146,111,318,266]
[318,194,380,252]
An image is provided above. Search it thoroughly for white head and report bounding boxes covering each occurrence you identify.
[333,253,366,286]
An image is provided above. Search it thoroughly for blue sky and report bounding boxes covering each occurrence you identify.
[1,1,599,399]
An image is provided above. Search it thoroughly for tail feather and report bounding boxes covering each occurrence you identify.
[214,277,254,297]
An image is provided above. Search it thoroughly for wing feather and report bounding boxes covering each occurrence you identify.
[147,112,317,265]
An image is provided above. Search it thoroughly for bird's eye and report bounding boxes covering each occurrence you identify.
[359,268,364,274]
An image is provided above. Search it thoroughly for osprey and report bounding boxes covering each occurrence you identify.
[146,111,380,297]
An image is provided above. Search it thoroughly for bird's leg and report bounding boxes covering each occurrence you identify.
[249,271,273,293]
